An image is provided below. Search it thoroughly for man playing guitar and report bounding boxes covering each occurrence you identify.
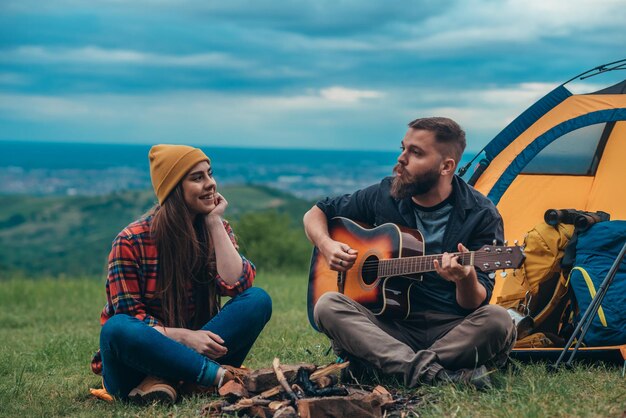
[303,117,516,389]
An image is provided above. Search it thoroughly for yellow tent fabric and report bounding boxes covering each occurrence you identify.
[476,95,626,200]
[468,79,626,304]
[475,97,626,244]
[586,122,626,218]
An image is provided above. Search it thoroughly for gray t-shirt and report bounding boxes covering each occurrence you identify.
[412,195,453,255]
[410,195,458,314]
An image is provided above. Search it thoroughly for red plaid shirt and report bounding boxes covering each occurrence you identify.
[91,214,255,374]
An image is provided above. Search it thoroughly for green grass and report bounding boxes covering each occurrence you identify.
[1,276,625,417]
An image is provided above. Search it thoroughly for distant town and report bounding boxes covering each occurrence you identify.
[0,160,395,200]
[0,141,478,199]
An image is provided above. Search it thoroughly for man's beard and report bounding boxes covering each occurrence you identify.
[390,163,440,199]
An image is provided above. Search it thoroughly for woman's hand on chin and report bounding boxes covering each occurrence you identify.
[206,193,228,222]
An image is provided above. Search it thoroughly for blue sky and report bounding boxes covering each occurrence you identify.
[0,0,624,151]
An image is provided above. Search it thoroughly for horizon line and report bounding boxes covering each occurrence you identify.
[0,138,482,156]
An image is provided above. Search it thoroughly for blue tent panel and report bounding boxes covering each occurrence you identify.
[485,85,572,160]
[488,108,626,205]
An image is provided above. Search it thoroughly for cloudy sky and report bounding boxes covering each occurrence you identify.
[1,0,624,151]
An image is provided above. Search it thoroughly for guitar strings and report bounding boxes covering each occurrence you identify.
[359,253,470,269]
[358,254,506,269]
[356,253,514,274]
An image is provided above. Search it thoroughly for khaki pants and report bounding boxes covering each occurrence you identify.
[313,292,516,387]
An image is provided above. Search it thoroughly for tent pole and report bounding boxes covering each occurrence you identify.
[562,58,626,85]
[564,268,616,367]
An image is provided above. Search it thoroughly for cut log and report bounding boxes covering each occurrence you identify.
[246,363,316,392]
[223,366,252,384]
[272,358,298,402]
[368,385,394,407]
[252,362,350,400]
[297,393,382,418]
[236,398,271,407]
[255,385,281,399]
[218,380,248,401]
[309,361,350,381]
[269,400,292,411]
[273,406,298,418]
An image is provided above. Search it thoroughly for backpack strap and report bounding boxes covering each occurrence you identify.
[569,267,608,327]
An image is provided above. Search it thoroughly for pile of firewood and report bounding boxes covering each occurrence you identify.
[201,358,395,417]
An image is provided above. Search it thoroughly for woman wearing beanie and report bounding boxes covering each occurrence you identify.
[90,144,272,404]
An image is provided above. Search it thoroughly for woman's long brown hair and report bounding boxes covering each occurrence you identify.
[150,183,219,328]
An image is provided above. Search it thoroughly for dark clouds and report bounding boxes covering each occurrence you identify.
[0,0,623,149]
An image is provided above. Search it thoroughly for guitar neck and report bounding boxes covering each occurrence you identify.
[378,252,474,276]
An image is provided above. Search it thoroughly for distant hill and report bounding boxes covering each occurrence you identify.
[0,185,314,278]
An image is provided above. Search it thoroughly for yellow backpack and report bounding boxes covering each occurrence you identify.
[496,222,575,344]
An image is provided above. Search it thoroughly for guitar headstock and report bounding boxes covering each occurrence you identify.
[473,245,525,272]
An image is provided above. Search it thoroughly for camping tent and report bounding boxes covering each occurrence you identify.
[463,65,626,245]
[462,60,626,363]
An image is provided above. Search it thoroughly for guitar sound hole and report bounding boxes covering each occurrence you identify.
[362,255,379,285]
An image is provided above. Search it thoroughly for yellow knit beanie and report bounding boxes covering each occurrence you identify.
[148,144,210,205]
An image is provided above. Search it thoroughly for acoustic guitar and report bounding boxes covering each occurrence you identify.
[307,217,525,330]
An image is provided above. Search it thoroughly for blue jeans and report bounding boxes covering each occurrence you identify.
[99,287,272,399]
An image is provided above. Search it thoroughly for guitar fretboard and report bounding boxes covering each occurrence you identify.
[377,252,474,276]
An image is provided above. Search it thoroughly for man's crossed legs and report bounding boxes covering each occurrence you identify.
[314,292,516,388]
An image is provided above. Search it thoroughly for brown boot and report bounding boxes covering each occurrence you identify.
[128,376,177,404]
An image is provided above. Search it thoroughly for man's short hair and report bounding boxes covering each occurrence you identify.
[408,117,466,163]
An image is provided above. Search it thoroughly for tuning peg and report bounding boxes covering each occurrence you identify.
[492,239,497,246]
[514,240,519,246]
[500,271,508,278]
[503,240,508,246]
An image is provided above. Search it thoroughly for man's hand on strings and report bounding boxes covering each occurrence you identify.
[320,239,358,272]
